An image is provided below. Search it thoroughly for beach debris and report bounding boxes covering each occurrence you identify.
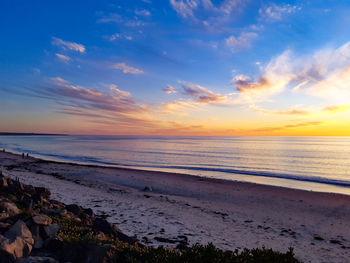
[314,235,324,241]
[143,186,153,192]
[330,239,342,245]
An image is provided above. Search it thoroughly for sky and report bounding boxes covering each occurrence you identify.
[1,0,350,136]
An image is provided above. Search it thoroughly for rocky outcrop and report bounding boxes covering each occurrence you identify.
[0,173,137,263]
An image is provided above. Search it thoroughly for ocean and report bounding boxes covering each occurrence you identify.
[1,135,350,195]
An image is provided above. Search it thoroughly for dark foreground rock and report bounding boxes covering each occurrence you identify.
[0,173,138,263]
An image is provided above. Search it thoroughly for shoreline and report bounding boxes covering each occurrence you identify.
[3,148,350,197]
[1,150,350,262]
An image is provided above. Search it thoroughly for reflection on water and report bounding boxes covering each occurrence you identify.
[1,135,350,195]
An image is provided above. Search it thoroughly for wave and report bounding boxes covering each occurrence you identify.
[4,146,350,189]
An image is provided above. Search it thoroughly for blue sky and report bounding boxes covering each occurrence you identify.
[1,0,350,135]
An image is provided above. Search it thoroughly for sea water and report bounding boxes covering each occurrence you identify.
[1,135,350,195]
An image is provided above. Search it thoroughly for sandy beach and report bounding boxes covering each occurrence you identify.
[1,151,350,262]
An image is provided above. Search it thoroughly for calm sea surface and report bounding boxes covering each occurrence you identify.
[1,135,350,195]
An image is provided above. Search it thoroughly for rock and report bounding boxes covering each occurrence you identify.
[32,215,52,226]
[43,224,59,239]
[66,204,82,215]
[0,220,34,259]
[23,185,36,196]
[7,181,24,194]
[143,186,153,192]
[0,212,10,221]
[5,220,34,246]
[42,209,67,217]
[93,218,114,235]
[83,208,94,216]
[20,199,33,211]
[0,177,8,188]
[30,225,43,249]
[0,202,21,216]
[34,187,51,198]
[0,222,11,232]
[15,256,58,263]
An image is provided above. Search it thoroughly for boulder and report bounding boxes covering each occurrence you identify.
[5,220,34,246]
[93,218,114,235]
[0,212,10,221]
[0,202,21,216]
[42,209,67,217]
[7,181,24,194]
[34,187,51,198]
[32,215,52,226]
[0,222,11,232]
[66,204,82,215]
[30,225,43,249]
[0,177,8,188]
[43,224,59,239]
[0,220,34,260]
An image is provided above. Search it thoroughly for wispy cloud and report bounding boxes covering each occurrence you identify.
[251,105,310,116]
[135,9,151,17]
[323,105,350,113]
[169,0,246,30]
[97,13,122,24]
[161,81,228,114]
[55,53,71,62]
[259,3,301,22]
[163,85,177,94]
[52,37,86,53]
[232,42,350,103]
[254,121,324,133]
[108,34,133,41]
[180,81,227,104]
[169,0,198,19]
[112,62,144,75]
[225,32,258,52]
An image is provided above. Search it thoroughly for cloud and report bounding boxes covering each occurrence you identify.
[180,81,227,104]
[108,34,133,41]
[169,0,198,19]
[163,85,177,94]
[323,105,350,113]
[112,62,144,75]
[97,13,122,24]
[97,13,146,28]
[161,82,228,114]
[254,121,324,133]
[169,0,246,27]
[233,42,350,103]
[135,9,151,17]
[52,37,86,53]
[109,84,131,97]
[251,105,310,116]
[55,53,71,62]
[259,3,300,22]
[225,32,258,51]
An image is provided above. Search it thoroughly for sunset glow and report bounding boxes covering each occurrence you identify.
[1,1,350,135]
